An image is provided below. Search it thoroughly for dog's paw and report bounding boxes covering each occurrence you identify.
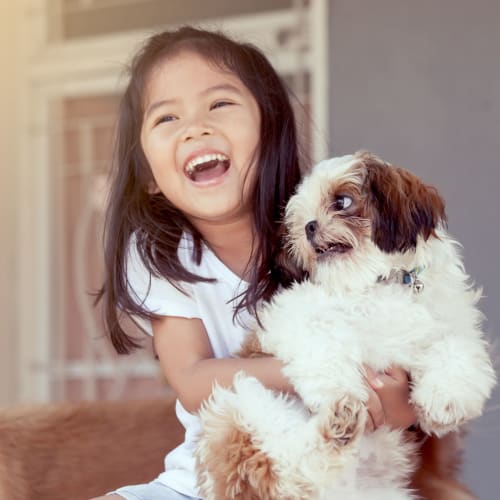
[317,395,366,449]
[411,381,480,436]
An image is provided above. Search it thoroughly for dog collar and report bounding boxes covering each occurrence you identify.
[378,265,425,293]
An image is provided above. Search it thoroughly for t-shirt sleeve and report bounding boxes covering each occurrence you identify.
[126,238,201,335]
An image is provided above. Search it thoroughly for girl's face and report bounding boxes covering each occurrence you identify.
[140,50,261,229]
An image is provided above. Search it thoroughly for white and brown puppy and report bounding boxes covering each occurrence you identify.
[196,152,496,500]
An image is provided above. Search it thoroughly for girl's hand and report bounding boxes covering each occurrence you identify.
[363,365,417,432]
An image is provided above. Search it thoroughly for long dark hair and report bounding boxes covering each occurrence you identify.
[97,26,304,353]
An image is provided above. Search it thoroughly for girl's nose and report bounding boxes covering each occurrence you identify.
[181,122,213,142]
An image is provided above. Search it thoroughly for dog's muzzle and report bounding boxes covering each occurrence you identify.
[304,221,352,256]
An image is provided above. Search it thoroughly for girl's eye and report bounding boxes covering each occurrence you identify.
[155,114,177,125]
[332,195,353,210]
[210,100,234,110]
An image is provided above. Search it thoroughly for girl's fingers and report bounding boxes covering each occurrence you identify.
[364,365,384,389]
[366,365,417,430]
[363,364,416,431]
[365,384,385,430]
[365,409,375,433]
[363,365,385,430]
[383,365,408,383]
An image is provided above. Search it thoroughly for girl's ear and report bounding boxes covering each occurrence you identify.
[364,159,447,253]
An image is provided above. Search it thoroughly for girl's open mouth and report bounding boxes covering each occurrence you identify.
[184,153,230,183]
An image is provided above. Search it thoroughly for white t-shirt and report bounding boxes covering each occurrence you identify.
[126,232,251,498]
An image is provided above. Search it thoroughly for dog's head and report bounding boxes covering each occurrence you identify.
[285,152,447,285]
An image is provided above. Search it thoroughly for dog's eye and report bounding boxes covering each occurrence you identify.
[333,195,353,210]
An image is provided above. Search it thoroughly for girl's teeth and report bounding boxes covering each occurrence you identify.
[186,153,229,174]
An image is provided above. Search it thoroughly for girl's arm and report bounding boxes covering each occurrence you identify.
[153,315,294,413]
[153,315,417,430]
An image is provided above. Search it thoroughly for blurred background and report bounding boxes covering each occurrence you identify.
[0,0,498,497]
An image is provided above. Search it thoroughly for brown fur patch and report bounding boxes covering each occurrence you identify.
[237,331,271,359]
[202,425,279,499]
[358,153,447,253]
[318,396,365,451]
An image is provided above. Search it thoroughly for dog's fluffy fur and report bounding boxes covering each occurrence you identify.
[196,152,496,499]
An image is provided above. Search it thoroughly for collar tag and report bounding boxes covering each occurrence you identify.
[404,267,424,293]
[379,266,425,293]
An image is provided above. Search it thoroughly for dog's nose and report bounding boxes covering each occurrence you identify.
[305,220,318,241]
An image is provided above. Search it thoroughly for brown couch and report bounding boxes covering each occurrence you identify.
[0,395,475,499]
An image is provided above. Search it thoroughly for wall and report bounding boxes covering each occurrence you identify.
[328,0,500,497]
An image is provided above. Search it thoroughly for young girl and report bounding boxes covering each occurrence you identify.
[93,26,416,500]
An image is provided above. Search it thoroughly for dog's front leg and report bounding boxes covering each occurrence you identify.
[280,335,369,460]
[410,333,495,436]
[275,323,367,414]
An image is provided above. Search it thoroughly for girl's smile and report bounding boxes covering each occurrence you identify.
[140,50,261,228]
[183,149,230,184]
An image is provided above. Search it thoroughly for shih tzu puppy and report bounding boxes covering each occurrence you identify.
[196,152,496,500]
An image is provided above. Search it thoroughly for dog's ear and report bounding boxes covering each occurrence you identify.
[364,159,447,253]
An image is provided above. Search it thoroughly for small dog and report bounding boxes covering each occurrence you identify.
[196,152,496,499]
